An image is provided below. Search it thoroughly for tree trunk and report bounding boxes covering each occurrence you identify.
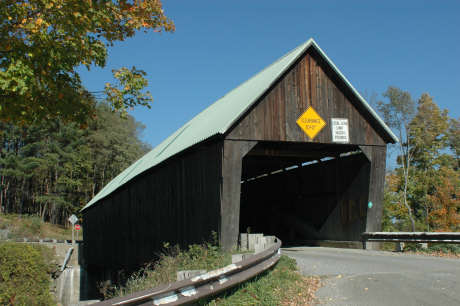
[41,202,47,221]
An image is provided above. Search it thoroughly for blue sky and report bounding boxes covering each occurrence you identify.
[79,0,460,150]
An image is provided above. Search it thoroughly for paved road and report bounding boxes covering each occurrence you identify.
[282,247,460,306]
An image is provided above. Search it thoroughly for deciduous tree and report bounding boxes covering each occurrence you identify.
[428,167,460,232]
[0,0,174,124]
[408,94,450,230]
[378,86,416,231]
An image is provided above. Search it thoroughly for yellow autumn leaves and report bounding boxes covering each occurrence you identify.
[1,0,174,124]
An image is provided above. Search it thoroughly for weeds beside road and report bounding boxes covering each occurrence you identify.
[102,240,320,305]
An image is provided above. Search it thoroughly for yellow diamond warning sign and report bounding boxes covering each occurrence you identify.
[296,106,326,140]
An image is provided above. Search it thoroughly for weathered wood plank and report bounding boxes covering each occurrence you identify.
[359,145,387,233]
[221,140,257,250]
[83,141,223,269]
[226,49,387,146]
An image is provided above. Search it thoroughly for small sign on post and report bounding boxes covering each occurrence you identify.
[75,224,81,241]
[68,214,78,244]
[68,214,78,225]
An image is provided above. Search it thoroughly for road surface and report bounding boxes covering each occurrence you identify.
[283,246,460,306]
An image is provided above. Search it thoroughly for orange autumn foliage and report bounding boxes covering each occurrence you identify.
[428,169,460,232]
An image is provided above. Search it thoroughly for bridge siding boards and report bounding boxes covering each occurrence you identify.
[83,42,392,275]
[360,145,387,233]
[83,141,222,268]
[227,51,385,146]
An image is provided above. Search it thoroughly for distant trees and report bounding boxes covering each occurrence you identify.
[380,87,459,232]
[0,102,149,224]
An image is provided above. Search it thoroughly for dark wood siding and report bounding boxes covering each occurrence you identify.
[227,50,386,146]
[83,141,222,269]
[360,145,387,232]
[239,153,370,242]
[220,140,257,250]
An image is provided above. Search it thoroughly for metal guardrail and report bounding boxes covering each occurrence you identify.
[3,237,83,244]
[94,237,282,306]
[362,232,460,249]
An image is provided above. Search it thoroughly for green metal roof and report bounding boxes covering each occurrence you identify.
[82,38,398,211]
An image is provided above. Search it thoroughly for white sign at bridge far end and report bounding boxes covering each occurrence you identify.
[68,214,78,225]
[331,118,349,143]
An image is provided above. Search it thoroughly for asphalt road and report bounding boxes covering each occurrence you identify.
[282,247,460,306]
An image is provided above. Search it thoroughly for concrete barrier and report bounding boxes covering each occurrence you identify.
[177,270,207,281]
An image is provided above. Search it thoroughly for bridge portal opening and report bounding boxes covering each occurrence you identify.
[239,142,371,246]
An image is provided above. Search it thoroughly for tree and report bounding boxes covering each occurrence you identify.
[407,94,450,230]
[0,0,174,124]
[0,102,149,224]
[427,167,460,232]
[378,86,417,231]
[381,90,459,232]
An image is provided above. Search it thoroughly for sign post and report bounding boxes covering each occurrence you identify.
[68,214,78,244]
[75,224,81,241]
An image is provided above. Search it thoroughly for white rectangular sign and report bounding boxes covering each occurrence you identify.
[331,118,349,143]
[68,214,78,225]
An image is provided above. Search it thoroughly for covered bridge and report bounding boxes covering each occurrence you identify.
[81,38,397,272]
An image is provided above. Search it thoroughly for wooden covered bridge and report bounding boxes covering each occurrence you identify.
[81,38,398,272]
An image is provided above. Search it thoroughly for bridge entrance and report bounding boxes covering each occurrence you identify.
[239,142,371,245]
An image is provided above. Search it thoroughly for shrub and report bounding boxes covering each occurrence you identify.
[103,236,231,299]
[403,242,460,254]
[0,242,56,305]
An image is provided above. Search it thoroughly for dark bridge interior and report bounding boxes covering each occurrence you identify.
[239,142,371,245]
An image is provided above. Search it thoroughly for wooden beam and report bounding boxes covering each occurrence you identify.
[220,140,257,250]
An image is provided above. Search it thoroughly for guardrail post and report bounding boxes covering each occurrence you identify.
[395,242,404,252]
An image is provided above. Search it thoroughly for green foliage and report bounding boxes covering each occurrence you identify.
[103,237,231,299]
[378,86,415,135]
[381,89,459,232]
[0,103,149,225]
[0,0,174,124]
[0,242,57,305]
[378,86,417,230]
[200,256,316,305]
[105,67,153,118]
[104,248,318,305]
[403,243,460,255]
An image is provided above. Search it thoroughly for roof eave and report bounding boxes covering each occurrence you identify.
[308,40,399,144]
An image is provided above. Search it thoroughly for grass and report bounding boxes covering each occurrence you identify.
[101,237,232,299]
[0,242,58,305]
[201,255,319,306]
[382,241,460,258]
[403,242,460,258]
[103,237,320,305]
[0,214,75,240]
